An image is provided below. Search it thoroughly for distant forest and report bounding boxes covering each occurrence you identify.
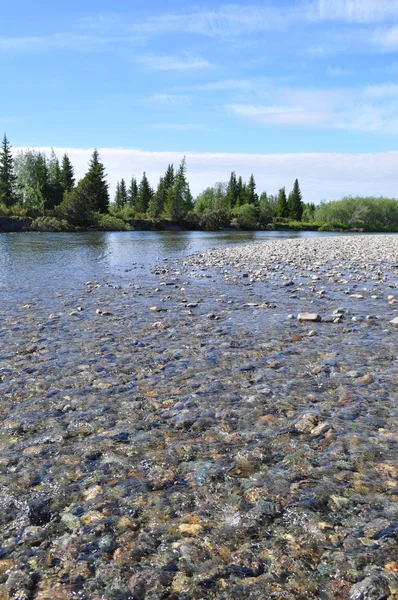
[1,135,398,232]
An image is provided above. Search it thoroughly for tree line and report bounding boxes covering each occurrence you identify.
[2,134,397,231]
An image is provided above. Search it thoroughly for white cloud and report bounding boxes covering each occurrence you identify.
[326,65,352,76]
[227,103,332,126]
[372,26,398,52]
[226,82,398,133]
[137,53,211,71]
[0,32,138,53]
[13,147,398,203]
[312,0,398,23]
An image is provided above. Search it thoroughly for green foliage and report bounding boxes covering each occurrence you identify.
[314,196,398,230]
[60,154,75,192]
[194,182,228,214]
[47,150,64,210]
[287,178,303,220]
[135,172,154,215]
[56,184,94,227]
[259,192,277,224]
[96,213,128,231]
[247,174,258,205]
[15,149,50,213]
[114,178,128,209]
[127,176,138,207]
[80,150,110,213]
[225,171,238,208]
[164,158,192,220]
[148,165,175,218]
[31,216,74,232]
[275,187,288,218]
[189,207,231,230]
[231,203,259,229]
[0,134,17,208]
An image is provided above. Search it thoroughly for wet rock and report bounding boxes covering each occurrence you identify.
[349,572,390,600]
[297,313,322,322]
[295,413,317,433]
[28,497,56,525]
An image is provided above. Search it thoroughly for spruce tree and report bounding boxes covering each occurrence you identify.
[60,154,75,193]
[119,178,128,207]
[47,150,64,209]
[164,157,191,220]
[287,179,303,220]
[247,174,258,205]
[135,172,153,215]
[80,150,110,213]
[225,171,238,209]
[235,176,244,208]
[0,134,16,208]
[276,187,288,218]
[128,176,138,207]
[114,181,121,208]
[148,165,175,218]
[163,164,175,190]
[148,176,165,218]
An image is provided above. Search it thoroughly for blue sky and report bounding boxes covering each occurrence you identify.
[2,0,398,200]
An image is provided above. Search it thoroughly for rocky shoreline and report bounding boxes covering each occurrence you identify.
[0,234,398,599]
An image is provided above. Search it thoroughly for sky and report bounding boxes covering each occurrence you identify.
[2,0,398,202]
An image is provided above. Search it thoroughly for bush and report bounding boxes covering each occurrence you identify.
[231,204,259,229]
[96,214,128,231]
[31,216,74,232]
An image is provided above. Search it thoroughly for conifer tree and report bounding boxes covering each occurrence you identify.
[164,157,191,220]
[47,150,64,209]
[287,179,303,220]
[235,175,244,208]
[247,174,258,205]
[114,181,121,207]
[225,171,238,209]
[60,154,75,193]
[135,172,153,215]
[119,178,128,207]
[276,187,288,218]
[127,176,138,207]
[0,134,16,207]
[148,165,175,218]
[80,150,109,213]
[163,164,175,190]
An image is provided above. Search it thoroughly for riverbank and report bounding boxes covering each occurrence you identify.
[0,214,378,234]
[0,234,397,599]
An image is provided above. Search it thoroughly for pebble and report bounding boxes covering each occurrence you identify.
[297,312,322,322]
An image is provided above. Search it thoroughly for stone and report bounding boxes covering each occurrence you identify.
[295,413,317,433]
[349,572,390,600]
[297,313,322,322]
[390,317,398,325]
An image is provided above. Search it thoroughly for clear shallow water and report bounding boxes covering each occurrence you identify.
[1,231,397,599]
[0,230,342,294]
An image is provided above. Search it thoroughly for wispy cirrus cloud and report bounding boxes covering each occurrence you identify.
[226,81,398,134]
[0,32,138,53]
[137,53,211,71]
[311,0,398,23]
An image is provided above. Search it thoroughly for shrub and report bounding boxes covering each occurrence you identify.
[96,214,128,231]
[31,216,74,232]
[231,203,259,229]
